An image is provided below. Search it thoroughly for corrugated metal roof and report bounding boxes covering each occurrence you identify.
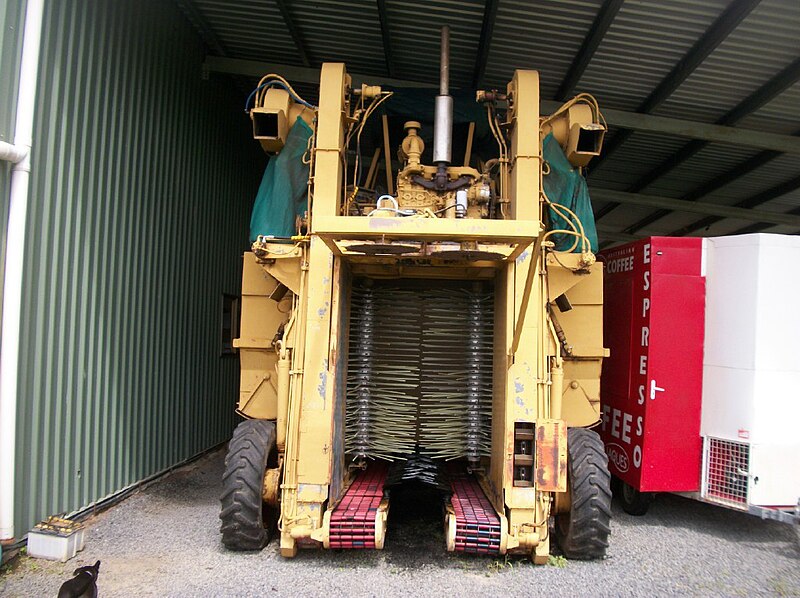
[588,130,693,189]
[575,0,731,111]
[189,0,299,63]
[483,0,600,96]
[291,0,386,76]
[653,0,800,123]
[633,151,800,235]
[388,0,486,88]
[174,0,800,243]
[646,143,764,196]
[738,80,800,134]
[705,152,800,201]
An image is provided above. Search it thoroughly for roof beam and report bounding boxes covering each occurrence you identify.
[203,56,435,88]
[622,57,800,233]
[275,0,311,68]
[376,0,394,77]
[678,150,781,204]
[583,107,800,153]
[662,147,784,235]
[589,188,800,228]
[639,0,761,114]
[555,0,624,100]
[669,173,800,236]
[174,0,228,56]
[473,0,500,88]
[718,56,800,125]
[596,223,641,245]
[730,204,800,235]
[204,56,800,149]
[591,0,762,213]
[667,133,799,236]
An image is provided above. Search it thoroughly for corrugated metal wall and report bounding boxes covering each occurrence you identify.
[12,0,263,535]
[0,0,26,322]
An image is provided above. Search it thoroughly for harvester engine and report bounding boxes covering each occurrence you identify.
[220,26,612,563]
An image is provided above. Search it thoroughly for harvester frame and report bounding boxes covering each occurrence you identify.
[221,29,611,563]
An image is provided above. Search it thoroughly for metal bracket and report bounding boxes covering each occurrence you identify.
[510,231,545,358]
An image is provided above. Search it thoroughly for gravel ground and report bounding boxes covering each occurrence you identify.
[1,449,798,598]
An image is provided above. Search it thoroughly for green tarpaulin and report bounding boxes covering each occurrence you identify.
[248,111,598,252]
[249,117,313,242]
[541,132,598,253]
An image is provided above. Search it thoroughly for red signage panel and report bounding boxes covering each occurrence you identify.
[599,237,705,492]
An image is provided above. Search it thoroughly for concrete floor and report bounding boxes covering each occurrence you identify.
[1,448,798,597]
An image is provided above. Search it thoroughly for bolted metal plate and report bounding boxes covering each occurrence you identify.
[345,243,420,255]
[535,419,567,492]
[427,249,505,261]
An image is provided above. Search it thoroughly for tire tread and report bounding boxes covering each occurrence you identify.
[219,420,276,551]
[555,428,612,560]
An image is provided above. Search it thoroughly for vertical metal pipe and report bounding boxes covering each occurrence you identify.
[381,114,394,195]
[276,352,291,450]
[550,358,564,421]
[1,0,45,541]
[433,26,453,171]
[439,25,450,96]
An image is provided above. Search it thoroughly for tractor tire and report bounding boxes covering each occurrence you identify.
[618,479,653,516]
[219,419,276,551]
[554,428,612,560]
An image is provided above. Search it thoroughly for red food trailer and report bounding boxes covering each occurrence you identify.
[599,235,800,523]
[599,237,705,514]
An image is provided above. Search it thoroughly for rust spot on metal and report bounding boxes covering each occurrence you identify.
[535,420,567,492]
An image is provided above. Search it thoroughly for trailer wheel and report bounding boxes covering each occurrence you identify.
[219,419,277,551]
[618,480,653,516]
[555,428,612,560]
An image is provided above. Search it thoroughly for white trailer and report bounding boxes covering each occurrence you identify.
[695,234,800,524]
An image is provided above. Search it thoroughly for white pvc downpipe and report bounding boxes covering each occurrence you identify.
[0,0,45,541]
[0,141,27,163]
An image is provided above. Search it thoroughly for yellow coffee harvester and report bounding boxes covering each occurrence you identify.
[220,27,611,562]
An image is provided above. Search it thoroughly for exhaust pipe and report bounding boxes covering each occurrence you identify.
[433,26,453,190]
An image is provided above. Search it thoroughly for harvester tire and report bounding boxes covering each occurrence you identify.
[555,428,612,560]
[220,419,276,551]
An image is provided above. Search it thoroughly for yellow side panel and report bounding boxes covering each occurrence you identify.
[239,295,283,342]
[490,265,509,506]
[561,262,603,302]
[296,239,337,485]
[561,359,603,427]
[507,70,540,222]
[550,262,605,427]
[554,264,604,356]
[238,349,278,419]
[236,252,288,419]
[242,251,273,295]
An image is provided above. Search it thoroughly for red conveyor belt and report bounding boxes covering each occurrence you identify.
[329,463,387,549]
[450,474,502,554]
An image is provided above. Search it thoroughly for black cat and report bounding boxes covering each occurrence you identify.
[57,560,100,598]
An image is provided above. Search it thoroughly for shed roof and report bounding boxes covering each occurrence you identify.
[177,0,800,244]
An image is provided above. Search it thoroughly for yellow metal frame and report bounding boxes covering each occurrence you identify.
[234,63,606,561]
